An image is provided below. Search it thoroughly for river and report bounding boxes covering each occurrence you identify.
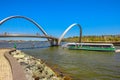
[0,41,120,80]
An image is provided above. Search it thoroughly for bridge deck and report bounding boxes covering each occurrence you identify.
[0,34,58,40]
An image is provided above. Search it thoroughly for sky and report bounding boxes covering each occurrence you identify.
[0,0,120,39]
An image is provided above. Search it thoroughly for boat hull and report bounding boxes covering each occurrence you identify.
[68,46,115,52]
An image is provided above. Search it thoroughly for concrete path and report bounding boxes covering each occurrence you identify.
[0,49,13,80]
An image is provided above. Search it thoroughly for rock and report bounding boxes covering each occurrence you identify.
[44,66,56,76]
[16,50,22,53]
[34,77,39,80]
[51,76,61,80]
[39,78,47,80]
[32,70,41,78]
[10,50,65,80]
[63,76,72,80]
[11,52,17,55]
[13,54,25,58]
[25,68,33,80]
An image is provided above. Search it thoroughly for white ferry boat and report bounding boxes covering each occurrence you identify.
[62,43,116,52]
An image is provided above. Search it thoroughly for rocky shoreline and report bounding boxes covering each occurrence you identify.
[10,50,70,80]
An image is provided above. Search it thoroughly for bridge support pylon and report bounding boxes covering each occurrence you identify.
[49,39,59,46]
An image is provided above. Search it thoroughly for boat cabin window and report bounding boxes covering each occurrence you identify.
[68,44,76,47]
[82,45,112,48]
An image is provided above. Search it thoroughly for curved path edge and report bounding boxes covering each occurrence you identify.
[4,49,27,80]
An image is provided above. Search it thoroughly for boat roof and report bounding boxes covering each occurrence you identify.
[66,42,114,46]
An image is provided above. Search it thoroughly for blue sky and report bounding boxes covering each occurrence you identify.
[0,0,120,38]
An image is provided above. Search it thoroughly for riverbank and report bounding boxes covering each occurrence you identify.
[0,48,71,80]
[9,49,70,80]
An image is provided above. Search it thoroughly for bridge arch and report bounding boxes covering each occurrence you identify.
[0,15,48,36]
[58,23,82,45]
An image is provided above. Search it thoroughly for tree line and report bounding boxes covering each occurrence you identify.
[63,35,120,42]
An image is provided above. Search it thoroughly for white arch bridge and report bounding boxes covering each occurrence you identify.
[0,15,82,46]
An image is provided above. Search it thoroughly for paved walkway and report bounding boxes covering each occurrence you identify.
[0,49,13,80]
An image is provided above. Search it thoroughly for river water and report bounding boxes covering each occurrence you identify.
[0,41,120,80]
